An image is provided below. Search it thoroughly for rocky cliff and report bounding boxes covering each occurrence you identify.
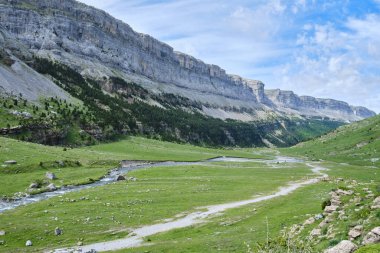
[0,0,376,122]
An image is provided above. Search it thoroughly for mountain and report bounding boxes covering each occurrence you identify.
[0,0,376,147]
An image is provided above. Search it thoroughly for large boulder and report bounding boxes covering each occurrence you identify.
[324,205,339,213]
[348,225,363,240]
[46,172,57,180]
[324,240,357,253]
[116,175,126,181]
[29,182,39,189]
[47,183,57,191]
[362,227,380,245]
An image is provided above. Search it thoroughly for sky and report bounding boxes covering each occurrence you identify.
[78,0,380,113]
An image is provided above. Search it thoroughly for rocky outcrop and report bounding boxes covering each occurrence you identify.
[0,0,376,122]
[265,89,376,121]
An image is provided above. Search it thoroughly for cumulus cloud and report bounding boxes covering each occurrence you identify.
[277,14,380,112]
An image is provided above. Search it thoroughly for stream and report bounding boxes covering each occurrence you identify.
[0,156,302,213]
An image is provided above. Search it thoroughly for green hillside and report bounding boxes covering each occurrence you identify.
[284,114,380,166]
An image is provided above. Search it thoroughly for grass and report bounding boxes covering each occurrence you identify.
[82,136,267,162]
[0,114,379,252]
[114,181,334,252]
[282,114,380,167]
[110,161,379,253]
[0,136,266,197]
[0,161,310,252]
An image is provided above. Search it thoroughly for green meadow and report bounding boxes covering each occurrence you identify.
[0,114,379,252]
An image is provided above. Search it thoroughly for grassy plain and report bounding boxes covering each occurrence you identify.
[0,161,310,252]
[0,136,264,197]
[0,115,379,252]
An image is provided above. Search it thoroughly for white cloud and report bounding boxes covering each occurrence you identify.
[276,14,380,112]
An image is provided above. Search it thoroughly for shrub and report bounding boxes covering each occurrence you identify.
[322,199,331,210]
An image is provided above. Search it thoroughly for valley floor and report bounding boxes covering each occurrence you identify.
[0,137,379,253]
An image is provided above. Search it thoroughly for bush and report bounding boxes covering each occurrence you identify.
[328,239,340,247]
[322,199,331,210]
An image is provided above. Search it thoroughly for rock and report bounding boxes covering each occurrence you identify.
[310,228,321,237]
[47,183,57,191]
[362,227,380,245]
[46,172,57,180]
[29,182,39,189]
[128,177,137,182]
[331,199,342,206]
[57,161,65,167]
[25,240,32,246]
[348,225,363,240]
[324,205,338,213]
[371,196,380,209]
[303,217,315,225]
[319,220,328,228]
[116,175,126,181]
[324,240,357,253]
[55,227,62,236]
[21,111,32,118]
[336,189,353,196]
[0,230,5,236]
[315,213,324,220]
[77,241,83,246]
[4,160,17,165]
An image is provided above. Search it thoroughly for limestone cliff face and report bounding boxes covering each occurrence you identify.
[265,89,375,121]
[0,0,259,103]
[0,0,376,121]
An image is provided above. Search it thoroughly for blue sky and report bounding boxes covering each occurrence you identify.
[78,0,380,113]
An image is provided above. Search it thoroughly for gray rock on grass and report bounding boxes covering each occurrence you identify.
[4,160,17,165]
[55,227,62,236]
[348,225,363,240]
[362,227,380,245]
[46,172,57,180]
[324,240,357,253]
[47,183,57,191]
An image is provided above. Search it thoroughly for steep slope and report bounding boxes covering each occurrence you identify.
[0,54,72,102]
[285,114,380,166]
[0,0,375,122]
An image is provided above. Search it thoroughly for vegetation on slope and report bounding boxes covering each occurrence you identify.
[0,57,343,147]
[283,114,380,166]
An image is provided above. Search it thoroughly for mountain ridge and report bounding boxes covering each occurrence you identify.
[0,0,376,122]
